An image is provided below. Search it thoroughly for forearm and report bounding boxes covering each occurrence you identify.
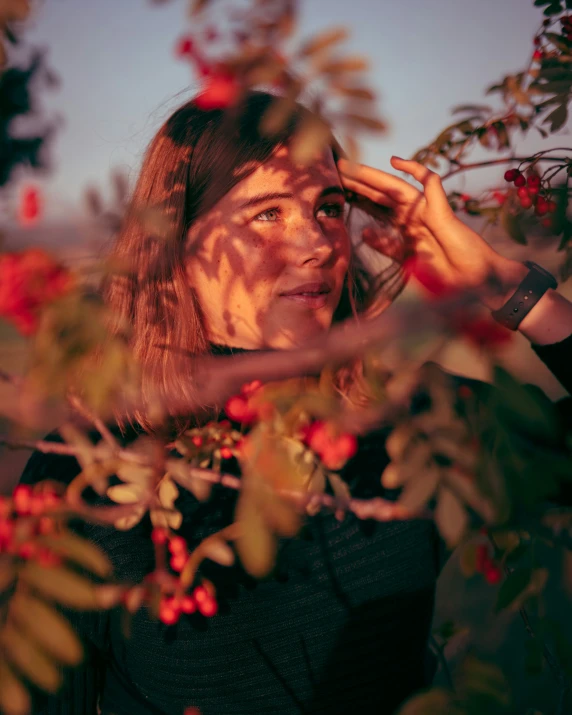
[518,288,572,346]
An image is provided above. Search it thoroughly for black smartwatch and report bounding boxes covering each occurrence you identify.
[490,261,558,331]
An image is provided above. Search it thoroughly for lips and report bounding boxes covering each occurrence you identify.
[279,281,332,310]
[280,282,332,297]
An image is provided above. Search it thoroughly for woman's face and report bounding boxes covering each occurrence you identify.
[186,144,351,349]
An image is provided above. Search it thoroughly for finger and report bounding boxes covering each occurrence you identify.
[342,175,396,209]
[389,157,451,214]
[338,158,420,203]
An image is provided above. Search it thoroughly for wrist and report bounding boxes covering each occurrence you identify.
[480,259,530,312]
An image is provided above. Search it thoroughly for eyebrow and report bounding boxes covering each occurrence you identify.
[238,185,345,210]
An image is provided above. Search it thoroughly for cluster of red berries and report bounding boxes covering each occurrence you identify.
[301,420,358,471]
[0,248,75,336]
[0,485,63,566]
[504,169,557,225]
[159,583,218,626]
[224,380,268,426]
[476,543,503,585]
[183,418,243,462]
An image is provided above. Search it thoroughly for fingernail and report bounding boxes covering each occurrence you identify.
[391,155,403,161]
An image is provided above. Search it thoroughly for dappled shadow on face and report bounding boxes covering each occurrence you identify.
[183,144,352,349]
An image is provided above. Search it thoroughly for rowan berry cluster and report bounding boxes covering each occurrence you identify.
[150,528,219,625]
[0,485,62,567]
[504,169,557,226]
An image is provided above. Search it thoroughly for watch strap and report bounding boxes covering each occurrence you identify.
[491,261,557,331]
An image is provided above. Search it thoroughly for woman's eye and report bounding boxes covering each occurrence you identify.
[254,208,280,222]
[318,203,344,219]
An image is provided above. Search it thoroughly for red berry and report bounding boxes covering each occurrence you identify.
[18,541,38,560]
[151,527,169,546]
[533,37,541,46]
[193,585,209,604]
[520,195,533,209]
[159,602,180,625]
[457,385,473,400]
[191,435,203,447]
[170,554,188,572]
[180,595,197,614]
[504,169,518,182]
[219,446,233,460]
[0,519,14,549]
[514,174,526,187]
[168,536,187,555]
[0,497,10,519]
[484,564,503,584]
[532,49,543,61]
[460,193,471,202]
[527,185,539,196]
[541,217,553,228]
[175,36,195,59]
[535,198,549,216]
[197,596,218,617]
[12,485,33,515]
[547,200,557,213]
[517,186,529,200]
[527,175,540,188]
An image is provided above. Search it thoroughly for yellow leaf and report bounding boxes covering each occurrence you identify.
[235,492,276,578]
[116,462,154,487]
[318,56,369,75]
[158,478,179,509]
[38,531,113,578]
[21,563,104,610]
[9,593,83,666]
[263,491,300,538]
[344,113,387,132]
[299,27,348,58]
[115,505,146,531]
[290,115,332,165]
[107,484,144,504]
[1,621,62,693]
[259,85,301,136]
[150,507,183,530]
[0,659,30,715]
[201,538,235,567]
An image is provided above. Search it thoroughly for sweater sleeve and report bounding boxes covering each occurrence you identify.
[18,435,110,715]
[531,332,572,396]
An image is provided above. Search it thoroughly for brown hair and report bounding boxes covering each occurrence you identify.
[102,90,405,434]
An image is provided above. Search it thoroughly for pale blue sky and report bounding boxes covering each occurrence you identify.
[19,0,570,220]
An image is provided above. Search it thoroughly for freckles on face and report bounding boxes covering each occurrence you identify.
[185,144,351,349]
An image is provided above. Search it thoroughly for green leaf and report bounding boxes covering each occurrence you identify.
[543,103,569,132]
[9,592,84,666]
[38,532,113,579]
[0,659,31,715]
[544,2,564,16]
[492,366,557,437]
[534,0,554,5]
[495,568,532,611]
[1,621,63,693]
[20,563,105,610]
[500,206,527,245]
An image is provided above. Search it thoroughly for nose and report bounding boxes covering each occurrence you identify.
[293,217,336,267]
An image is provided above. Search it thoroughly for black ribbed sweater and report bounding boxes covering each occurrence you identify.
[19,336,572,715]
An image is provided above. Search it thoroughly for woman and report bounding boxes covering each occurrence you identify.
[20,91,572,714]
